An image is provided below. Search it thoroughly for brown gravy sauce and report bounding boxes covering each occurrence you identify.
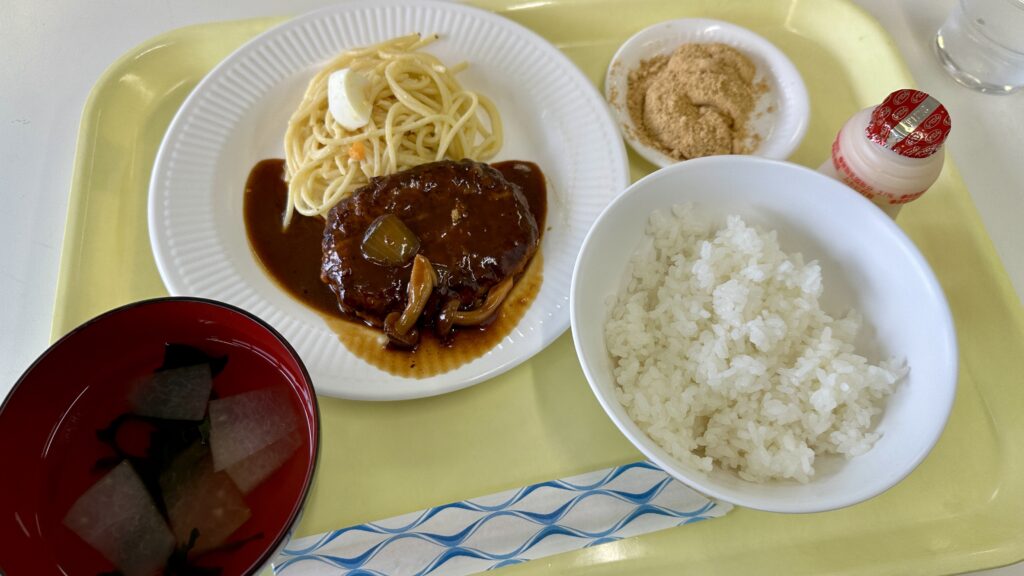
[243,159,547,378]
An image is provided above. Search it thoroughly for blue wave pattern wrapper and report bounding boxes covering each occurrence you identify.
[273,461,731,575]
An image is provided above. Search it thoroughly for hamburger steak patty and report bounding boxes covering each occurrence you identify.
[321,159,541,338]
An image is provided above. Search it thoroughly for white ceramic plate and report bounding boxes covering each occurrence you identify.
[149,0,629,400]
[605,18,809,167]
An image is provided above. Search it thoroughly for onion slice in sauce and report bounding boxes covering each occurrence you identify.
[360,214,421,266]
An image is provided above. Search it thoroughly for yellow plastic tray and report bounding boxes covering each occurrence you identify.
[56,1,1024,574]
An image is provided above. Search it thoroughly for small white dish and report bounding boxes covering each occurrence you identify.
[570,156,957,513]
[605,18,810,166]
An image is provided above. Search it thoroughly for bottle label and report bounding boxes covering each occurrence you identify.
[831,135,926,204]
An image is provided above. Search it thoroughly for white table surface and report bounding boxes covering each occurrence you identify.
[1,0,1021,573]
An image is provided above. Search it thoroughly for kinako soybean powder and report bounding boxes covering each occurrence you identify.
[626,43,767,160]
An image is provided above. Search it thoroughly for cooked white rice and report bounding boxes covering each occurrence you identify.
[605,204,905,483]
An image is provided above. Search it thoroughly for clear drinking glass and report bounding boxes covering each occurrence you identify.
[935,0,1024,94]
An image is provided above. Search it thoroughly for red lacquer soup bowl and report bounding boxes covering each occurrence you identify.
[0,297,320,575]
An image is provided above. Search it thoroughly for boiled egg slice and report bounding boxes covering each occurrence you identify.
[327,68,372,131]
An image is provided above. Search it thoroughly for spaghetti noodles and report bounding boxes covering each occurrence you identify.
[282,33,503,227]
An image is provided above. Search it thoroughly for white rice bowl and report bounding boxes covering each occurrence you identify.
[605,204,905,483]
[570,157,957,513]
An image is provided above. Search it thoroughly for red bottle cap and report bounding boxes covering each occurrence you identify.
[865,89,951,158]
